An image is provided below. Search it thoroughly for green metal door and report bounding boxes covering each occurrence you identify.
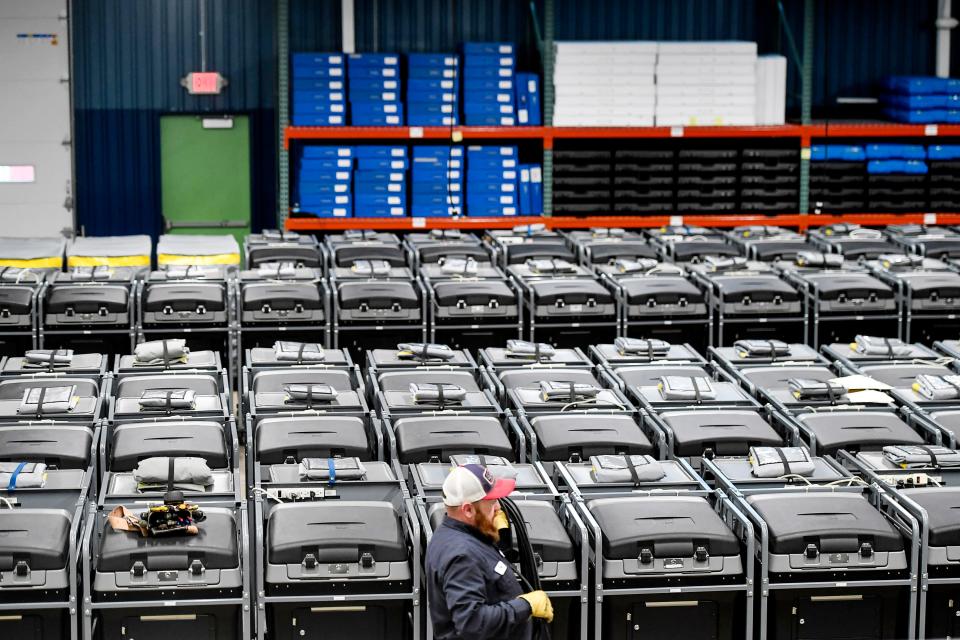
[160,115,251,246]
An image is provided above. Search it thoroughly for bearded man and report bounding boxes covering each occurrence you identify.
[425,464,553,640]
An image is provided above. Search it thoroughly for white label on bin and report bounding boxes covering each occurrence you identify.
[388,184,402,192]
[670,215,684,226]
[386,116,400,125]
[443,69,456,78]
[335,171,349,180]
[924,213,938,224]
[334,184,348,192]
[337,159,350,167]
[925,124,939,136]
[335,196,348,204]
[337,149,351,157]
[330,92,343,101]
[391,148,405,156]
[390,160,404,169]
[384,81,398,89]
[670,126,684,137]
[382,68,397,77]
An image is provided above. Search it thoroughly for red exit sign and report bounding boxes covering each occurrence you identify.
[181,72,227,95]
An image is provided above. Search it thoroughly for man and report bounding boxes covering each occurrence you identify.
[426,464,554,640]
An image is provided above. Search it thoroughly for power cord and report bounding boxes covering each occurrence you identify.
[500,496,552,640]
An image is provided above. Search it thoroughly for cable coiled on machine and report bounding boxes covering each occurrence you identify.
[499,496,552,640]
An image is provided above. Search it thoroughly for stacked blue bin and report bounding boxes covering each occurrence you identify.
[514,73,542,126]
[406,53,460,127]
[866,143,928,212]
[348,53,404,126]
[291,53,347,126]
[462,43,516,126]
[466,146,519,217]
[296,146,353,217]
[518,164,544,215]
[928,144,960,211]
[411,146,464,218]
[353,146,408,218]
[883,76,960,124]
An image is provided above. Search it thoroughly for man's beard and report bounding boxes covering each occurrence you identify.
[473,510,500,543]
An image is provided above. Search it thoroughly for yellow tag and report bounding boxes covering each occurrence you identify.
[912,382,921,392]
[0,257,61,268]
[742,231,751,238]
[824,229,834,236]
[68,255,150,268]
[157,252,240,266]
[849,342,858,351]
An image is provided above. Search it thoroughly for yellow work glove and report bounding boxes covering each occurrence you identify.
[518,590,554,623]
[493,510,509,531]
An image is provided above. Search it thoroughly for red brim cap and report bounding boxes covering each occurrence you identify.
[483,477,516,500]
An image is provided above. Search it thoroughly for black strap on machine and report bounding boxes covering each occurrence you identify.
[164,390,174,414]
[46,350,57,373]
[690,376,702,404]
[161,339,171,369]
[772,447,793,476]
[434,383,446,410]
[305,385,314,409]
[419,343,430,363]
[646,340,654,361]
[918,445,940,468]
[768,340,778,363]
[825,382,838,405]
[624,454,642,486]
[33,386,47,418]
[568,381,576,404]
[167,456,176,493]
[884,337,894,359]
[296,342,306,364]
[534,342,541,364]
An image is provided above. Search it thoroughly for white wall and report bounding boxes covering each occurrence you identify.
[0,0,72,236]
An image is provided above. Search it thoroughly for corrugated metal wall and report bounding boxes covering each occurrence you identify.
[73,0,276,238]
[73,0,946,236]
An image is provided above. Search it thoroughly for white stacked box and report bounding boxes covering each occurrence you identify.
[755,54,787,125]
[654,41,758,126]
[553,41,657,126]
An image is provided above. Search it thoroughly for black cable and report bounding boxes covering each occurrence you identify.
[500,497,551,640]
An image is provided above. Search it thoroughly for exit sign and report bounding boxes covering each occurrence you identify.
[181,72,227,95]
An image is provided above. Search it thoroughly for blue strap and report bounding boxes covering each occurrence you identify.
[327,458,336,486]
[8,462,27,491]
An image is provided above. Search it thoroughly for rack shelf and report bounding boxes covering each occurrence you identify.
[286,212,960,232]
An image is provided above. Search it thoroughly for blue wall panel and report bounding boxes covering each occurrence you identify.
[73,0,276,238]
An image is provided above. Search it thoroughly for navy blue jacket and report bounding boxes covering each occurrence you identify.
[426,515,532,640]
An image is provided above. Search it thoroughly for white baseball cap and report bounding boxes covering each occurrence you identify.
[442,464,516,507]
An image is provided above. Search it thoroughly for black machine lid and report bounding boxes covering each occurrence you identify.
[615,365,709,389]
[857,363,953,388]
[267,501,406,564]
[46,285,129,313]
[0,286,34,313]
[0,509,72,570]
[899,488,960,547]
[97,508,238,571]
[660,410,783,456]
[504,243,575,264]
[529,280,613,305]
[806,273,894,300]
[898,272,960,298]
[752,240,811,261]
[338,281,419,309]
[376,370,479,393]
[419,245,489,264]
[0,425,92,469]
[621,277,704,305]
[256,415,371,463]
[109,421,228,471]
[144,283,226,312]
[745,493,904,554]
[530,414,653,458]
[740,366,836,391]
[242,282,322,311]
[433,280,516,306]
[670,241,740,261]
[832,239,898,259]
[393,416,512,463]
[334,244,406,267]
[586,241,657,264]
[589,496,740,559]
[796,412,924,453]
[248,245,322,267]
[714,277,799,302]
